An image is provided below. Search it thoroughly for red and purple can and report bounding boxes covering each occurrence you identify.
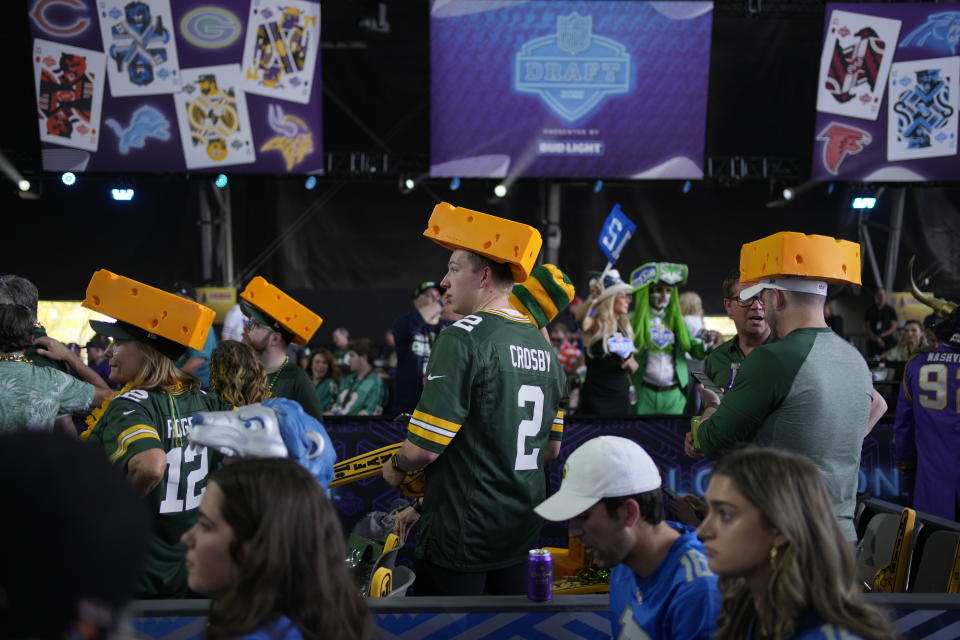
[527,548,553,602]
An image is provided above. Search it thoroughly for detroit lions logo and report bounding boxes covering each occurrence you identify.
[900,12,960,54]
[514,13,630,123]
[259,103,314,170]
[104,105,171,154]
[816,122,872,175]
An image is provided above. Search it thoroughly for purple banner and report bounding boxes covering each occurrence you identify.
[326,415,903,551]
[813,3,960,181]
[429,1,712,180]
[28,0,323,174]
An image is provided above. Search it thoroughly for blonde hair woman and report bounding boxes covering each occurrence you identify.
[680,290,705,339]
[577,271,639,416]
[84,317,230,599]
[697,447,898,640]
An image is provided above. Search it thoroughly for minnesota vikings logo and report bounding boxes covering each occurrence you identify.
[515,12,630,122]
[259,103,313,170]
[817,122,872,175]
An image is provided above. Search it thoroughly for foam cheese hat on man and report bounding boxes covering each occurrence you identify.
[239,276,323,346]
[423,202,542,282]
[738,232,862,301]
[82,270,215,361]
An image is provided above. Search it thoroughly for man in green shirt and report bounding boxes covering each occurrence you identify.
[687,244,884,541]
[382,203,566,595]
[239,281,325,421]
[704,269,775,389]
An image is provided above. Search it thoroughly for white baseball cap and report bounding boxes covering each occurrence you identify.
[739,277,828,300]
[534,436,661,522]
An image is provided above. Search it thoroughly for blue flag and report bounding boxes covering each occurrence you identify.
[598,203,637,264]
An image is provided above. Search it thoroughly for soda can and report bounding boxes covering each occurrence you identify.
[527,548,553,601]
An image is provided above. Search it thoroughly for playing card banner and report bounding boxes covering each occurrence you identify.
[28,0,323,173]
[813,3,960,181]
[429,1,713,179]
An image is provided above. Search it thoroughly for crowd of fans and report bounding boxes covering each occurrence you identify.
[1,246,957,640]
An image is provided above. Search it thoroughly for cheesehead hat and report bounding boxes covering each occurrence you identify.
[82,270,215,361]
[738,232,861,300]
[423,202,542,282]
[239,276,322,346]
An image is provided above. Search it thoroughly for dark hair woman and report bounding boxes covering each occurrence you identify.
[697,447,898,640]
[308,347,340,413]
[182,458,372,640]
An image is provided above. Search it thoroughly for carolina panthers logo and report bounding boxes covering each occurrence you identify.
[816,122,872,175]
[900,12,960,54]
[514,13,630,123]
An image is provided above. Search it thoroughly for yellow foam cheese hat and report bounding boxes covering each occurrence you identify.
[81,270,215,351]
[423,202,542,282]
[740,231,862,286]
[239,276,322,346]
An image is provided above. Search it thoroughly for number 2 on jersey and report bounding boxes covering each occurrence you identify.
[515,384,544,470]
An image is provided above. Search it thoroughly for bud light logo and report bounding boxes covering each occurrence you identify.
[514,13,630,123]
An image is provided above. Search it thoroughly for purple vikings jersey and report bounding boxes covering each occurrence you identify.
[895,346,960,520]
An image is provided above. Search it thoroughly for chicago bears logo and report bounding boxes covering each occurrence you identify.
[30,0,91,38]
[817,122,872,175]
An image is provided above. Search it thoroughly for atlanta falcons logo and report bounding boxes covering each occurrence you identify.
[816,122,872,175]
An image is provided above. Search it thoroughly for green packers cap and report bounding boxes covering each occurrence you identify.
[88,320,187,361]
[509,264,576,328]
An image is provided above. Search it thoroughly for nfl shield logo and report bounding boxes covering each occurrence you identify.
[557,12,591,55]
[514,12,631,122]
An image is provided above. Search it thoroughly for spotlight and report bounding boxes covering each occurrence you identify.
[398,175,415,194]
[852,196,876,209]
[449,177,461,191]
[304,176,317,190]
[493,183,508,198]
[682,180,692,194]
[404,178,416,191]
[214,173,228,188]
[593,179,603,193]
[61,172,76,186]
[17,179,30,192]
[111,188,135,201]
[782,188,795,201]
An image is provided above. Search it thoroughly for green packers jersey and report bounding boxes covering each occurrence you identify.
[270,362,325,420]
[87,386,230,598]
[409,308,566,571]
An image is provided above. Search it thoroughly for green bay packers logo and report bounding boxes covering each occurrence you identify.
[180,6,242,49]
[514,12,630,123]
